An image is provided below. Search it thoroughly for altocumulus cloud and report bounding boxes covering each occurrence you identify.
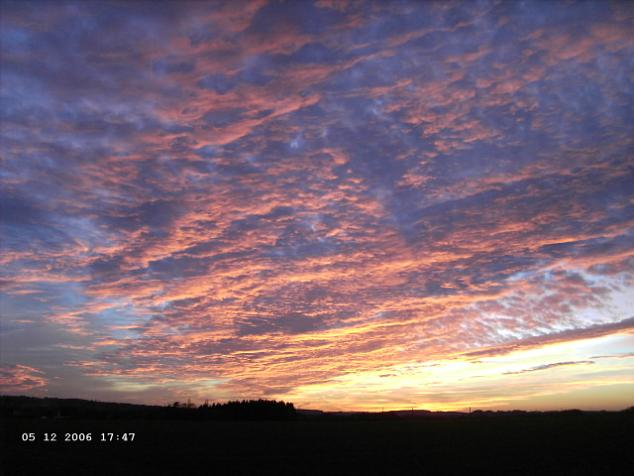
[1,0,633,409]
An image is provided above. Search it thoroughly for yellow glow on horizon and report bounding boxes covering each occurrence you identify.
[277,331,634,411]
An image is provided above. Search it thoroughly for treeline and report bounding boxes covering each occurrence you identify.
[3,396,631,421]
[195,399,296,420]
[0,396,296,421]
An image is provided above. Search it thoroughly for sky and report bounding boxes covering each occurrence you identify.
[1,0,633,411]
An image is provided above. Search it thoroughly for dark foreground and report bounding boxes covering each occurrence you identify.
[2,412,633,475]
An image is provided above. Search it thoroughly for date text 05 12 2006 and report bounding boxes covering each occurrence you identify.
[21,432,135,442]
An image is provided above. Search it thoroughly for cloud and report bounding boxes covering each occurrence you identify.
[0,364,48,393]
[1,0,633,409]
[590,353,634,360]
[503,360,595,375]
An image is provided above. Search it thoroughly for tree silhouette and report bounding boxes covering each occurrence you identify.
[196,399,296,420]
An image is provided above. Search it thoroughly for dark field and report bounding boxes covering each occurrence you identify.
[2,412,633,475]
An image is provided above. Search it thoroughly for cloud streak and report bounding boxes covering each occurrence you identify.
[503,360,595,376]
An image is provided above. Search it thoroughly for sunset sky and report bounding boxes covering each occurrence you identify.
[1,0,633,411]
